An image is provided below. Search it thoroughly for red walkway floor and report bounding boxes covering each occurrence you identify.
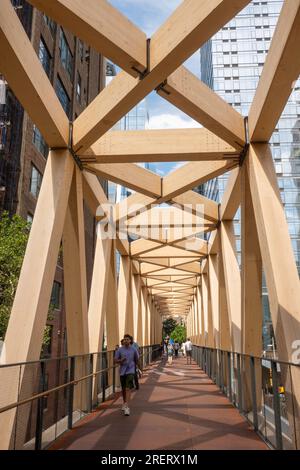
[51,357,268,450]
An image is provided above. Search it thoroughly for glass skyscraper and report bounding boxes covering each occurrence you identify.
[199,0,300,351]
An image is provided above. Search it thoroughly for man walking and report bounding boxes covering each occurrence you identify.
[185,338,193,365]
[114,334,139,416]
[173,341,180,358]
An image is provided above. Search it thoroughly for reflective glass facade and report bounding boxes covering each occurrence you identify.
[199,0,300,351]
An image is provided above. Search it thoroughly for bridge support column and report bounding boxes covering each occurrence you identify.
[0,150,74,449]
[248,143,300,444]
[118,256,134,339]
[106,241,119,387]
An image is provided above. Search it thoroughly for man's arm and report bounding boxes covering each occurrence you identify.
[114,349,125,365]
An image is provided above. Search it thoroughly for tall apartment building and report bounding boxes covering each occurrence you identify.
[199,0,300,351]
[0,1,106,360]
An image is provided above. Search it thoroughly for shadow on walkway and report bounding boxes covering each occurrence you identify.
[50,357,268,450]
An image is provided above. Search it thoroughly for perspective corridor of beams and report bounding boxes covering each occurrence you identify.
[1,0,300,450]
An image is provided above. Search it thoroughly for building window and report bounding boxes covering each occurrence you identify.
[29,164,42,198]
[59,29,73,79]
[33,125,48,158]
[56,77,70,117]
[51,281,61,309]
[43,14,56,38]
[38,38,51,77]
[76,72,82,103]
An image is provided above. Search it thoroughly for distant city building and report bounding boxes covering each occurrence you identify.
[198,0,300,352]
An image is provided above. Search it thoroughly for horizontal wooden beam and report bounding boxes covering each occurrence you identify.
[73,0,251,152]
[159,66,245,150]
[248,0,300,142]
[28,0,147,77]
[162,160,239,200]
[0,0,69,147]
[80,128,239,163]
[85,163,162,198]
[135,244,204,258]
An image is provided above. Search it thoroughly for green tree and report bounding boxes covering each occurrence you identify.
[0,212,30,339]
[0,212,53,347]
[170,324,186,344]
[162,317,178,337]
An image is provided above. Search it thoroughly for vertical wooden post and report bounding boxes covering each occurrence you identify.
[241,162,263,411]
[63,167,89,410]
[248,143,300,441]
[0,150,74,449]
[118,256,134,338]
[220,221,241,353]
[208,254,219,349]
[201,273,209,346]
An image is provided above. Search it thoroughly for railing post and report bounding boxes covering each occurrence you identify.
[35,361,46,450]
[88,353,93,412]
[237,353,243,413]
[68,356,75,430]
[250,356,258,431]
[271,361,283,450]
[113,363,116,395]
[227,352,232,402]
[102,370,106,403]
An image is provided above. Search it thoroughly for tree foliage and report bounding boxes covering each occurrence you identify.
[162,317,178,337]
[0,212,30,339]
[0,212,53,347]
[170,324,186,344]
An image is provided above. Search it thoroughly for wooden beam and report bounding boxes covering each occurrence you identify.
[248,0,300,142]
[63,168,89,356]
[80,128,239,163]
[208,255,219,348]
[220,166,241,220]
[173,238,208,256]
[73,0,251,152]
[82,171,108,217]
[135,244,203,259]
[159,66,245,150]
[0,151,74,449]
[0,0,69,147]
[162,160,238,200]
[220,221,241,352]
[85,163,161,198]
[247,144,300,363]
[130,239,162,257]
[28,0,147,77]
[150,0,251,81]
[118,256,134,338]
[172,191,219,223]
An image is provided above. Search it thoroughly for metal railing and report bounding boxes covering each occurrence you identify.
[0,344,162,450]
[192,346,300,450]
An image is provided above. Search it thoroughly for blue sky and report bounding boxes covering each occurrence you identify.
[108,1,201,174]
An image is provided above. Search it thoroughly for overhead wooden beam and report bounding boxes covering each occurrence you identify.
[28,0,147,77]
[173,238,208,256]
[0,0,69,147]
[158,66,245,150]
[172,191,219,223]
[73,0,251,152]
[150,0,251,81]
[130,239,162,257]
[85,163,162,198]
[135,244,204,259]
[220,167,242,220]
[80,128,239,163]
[248,0,300,142]
[82,171,108,217]
[162,160,239,200]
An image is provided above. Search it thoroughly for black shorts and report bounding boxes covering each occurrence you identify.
[186,350,192,357]
[120,374,135,390]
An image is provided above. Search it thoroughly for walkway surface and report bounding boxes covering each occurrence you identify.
[50,357,268,450]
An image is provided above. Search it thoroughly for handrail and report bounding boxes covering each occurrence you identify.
[0,345,162,415]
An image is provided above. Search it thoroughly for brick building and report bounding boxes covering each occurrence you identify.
[0,0,107,427]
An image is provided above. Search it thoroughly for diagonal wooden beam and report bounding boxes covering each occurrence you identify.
[79,128,239,163]
[220,167,242,220]
[171,191,219,223]
[73,0,251,152]
[27,0,147,77]
[85,163,162,198]
[162,160,239,200]
[158,66,245,150]
[0,0,69,147]
[248,0,300,142]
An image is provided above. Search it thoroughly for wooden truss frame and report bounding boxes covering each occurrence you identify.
[0,0,300,448]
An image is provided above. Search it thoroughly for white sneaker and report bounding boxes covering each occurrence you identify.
[124,406,130,416]
[121,403,127,412]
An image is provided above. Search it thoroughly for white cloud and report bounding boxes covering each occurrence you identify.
[147,113,201,130]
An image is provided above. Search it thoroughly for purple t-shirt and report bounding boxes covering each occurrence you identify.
[115,346,139,376]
